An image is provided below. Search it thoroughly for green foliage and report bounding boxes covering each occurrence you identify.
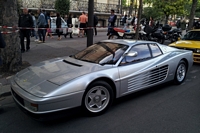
[143,7,163,20]
[144,0,189,16]
[55,0,70,16]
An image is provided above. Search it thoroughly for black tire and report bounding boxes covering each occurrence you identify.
[82,81,114,116]
[157,38,165,44]
[174,60,187,85]
[108,34,119,39]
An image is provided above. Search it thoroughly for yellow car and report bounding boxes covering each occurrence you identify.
[169,29,200,63]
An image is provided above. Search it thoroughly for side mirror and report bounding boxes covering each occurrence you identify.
[126,51,138,57]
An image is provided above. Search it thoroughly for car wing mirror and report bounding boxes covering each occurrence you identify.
[125,51,138,57]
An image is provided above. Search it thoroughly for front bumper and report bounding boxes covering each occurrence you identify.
[11,80,84,114]
[193,53,200,63]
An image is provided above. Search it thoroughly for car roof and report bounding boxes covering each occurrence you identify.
[100,39,158,47]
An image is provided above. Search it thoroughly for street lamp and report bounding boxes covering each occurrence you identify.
[87,0,94,47]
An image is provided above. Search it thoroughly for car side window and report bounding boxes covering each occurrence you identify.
[121,44,151,64]
[149,43,162,57]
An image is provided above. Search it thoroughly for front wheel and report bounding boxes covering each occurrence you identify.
[82,81,114,116]
[174,60,187,85]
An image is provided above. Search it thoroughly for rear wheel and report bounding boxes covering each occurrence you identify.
[82,81,114,116]
[157,38,165,44]
[174,60,187,85]
[108,34,119,39]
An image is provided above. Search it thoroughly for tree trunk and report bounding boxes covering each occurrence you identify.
[128,0,134,15]
[0,0,22,73]
[188,0,198,30]
[135,0,142,40]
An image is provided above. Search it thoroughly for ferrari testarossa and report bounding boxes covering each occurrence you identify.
[11,40,193,116]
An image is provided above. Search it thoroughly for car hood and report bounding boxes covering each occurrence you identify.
[169,40,200,48]
[14,57,111,97]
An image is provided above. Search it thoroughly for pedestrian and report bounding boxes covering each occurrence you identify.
[176,18,181,29]
[94,13,98,36]
[56,12,62,40]
[37,8,47,43]
[45,12,53,39]
[65,13,73,38]
[72,15,79,35]
[149,17,155,28]
[18,8,33,53]
[30,12,39,41]
[194,18,200,29]
[78,11,87,37]
[42,9,48,36]
[122,14,127,30]
[107,9,117,36]
[0,31,6,65]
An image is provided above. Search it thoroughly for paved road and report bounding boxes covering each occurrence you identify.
[0,64,200,133]
[0,31,200,133]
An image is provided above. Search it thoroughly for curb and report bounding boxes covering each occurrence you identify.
[0,76,12,97]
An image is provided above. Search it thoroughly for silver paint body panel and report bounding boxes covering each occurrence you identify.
[11,40,193,114]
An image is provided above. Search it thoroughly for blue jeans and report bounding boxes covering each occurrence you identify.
[38,29,45,42]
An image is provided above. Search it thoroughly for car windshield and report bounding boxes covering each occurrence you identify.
[182,31,200,41]
[72,42,129,65]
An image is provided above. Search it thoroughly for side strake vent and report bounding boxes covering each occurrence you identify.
[63,60,82,67]
[128,65,169,91]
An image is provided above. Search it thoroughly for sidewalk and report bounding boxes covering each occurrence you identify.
[0,30,108,97]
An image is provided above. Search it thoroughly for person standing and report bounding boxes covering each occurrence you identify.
[30,12,39,41]
[18,8,33,53]
[37,8,46,43]
[66,13,73,38]
[78,12,87,37]
[72,15,79,35]
[149,17,155,28]
[122,14,127,30]
[56,13,62,40]
[45,12,53,39]
[0,32,6,65]
[107,9,117,36]
[93,14,98,36]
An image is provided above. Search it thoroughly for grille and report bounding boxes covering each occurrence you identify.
[128,65,169,90]
[11,88,24,106]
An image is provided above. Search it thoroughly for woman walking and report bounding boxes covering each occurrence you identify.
[45,12,53,39]
[56,13,62,40]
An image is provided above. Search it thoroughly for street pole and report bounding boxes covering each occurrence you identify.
[87,0,94,47]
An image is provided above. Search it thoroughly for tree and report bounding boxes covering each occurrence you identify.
[188,0,198,30]
[0,0,22,74]
[144,0,189,24]
[135,0,143,39]
[55,0,70,17]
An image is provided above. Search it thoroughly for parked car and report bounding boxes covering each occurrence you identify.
[169,29,200,63]
[50,17,68,34]
[11,40,193,117]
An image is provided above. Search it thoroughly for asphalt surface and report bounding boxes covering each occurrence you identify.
[0,31,200,133]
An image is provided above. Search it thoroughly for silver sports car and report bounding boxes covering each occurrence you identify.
[11,40,193,116]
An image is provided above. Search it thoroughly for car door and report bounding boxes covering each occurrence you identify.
[118,43,167,96]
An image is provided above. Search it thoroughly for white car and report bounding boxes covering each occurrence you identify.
[50,17,68,34]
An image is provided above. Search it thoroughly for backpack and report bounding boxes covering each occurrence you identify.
[94,15,98,25]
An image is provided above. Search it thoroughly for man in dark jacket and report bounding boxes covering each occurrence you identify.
[0,32,6,65]
[18,8,33,53]
[107,9,117,36]
[93,14,98,36]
